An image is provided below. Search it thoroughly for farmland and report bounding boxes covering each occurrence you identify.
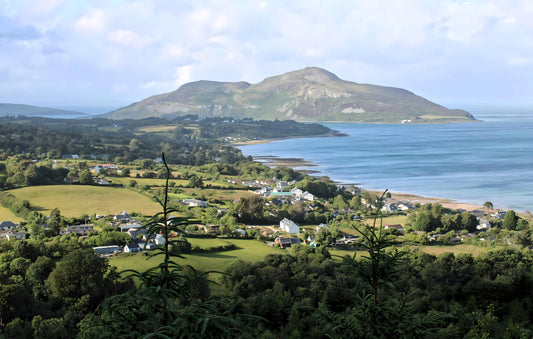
[8,185,162,217]
[109,238,285,276]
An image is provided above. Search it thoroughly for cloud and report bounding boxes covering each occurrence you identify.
[75,10,106,34]
[1,0,533,107]
[108,29,152,49]
[0,16,41,40]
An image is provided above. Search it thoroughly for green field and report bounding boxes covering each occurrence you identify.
[8,185,162,217]
[414,243,489,257]
[379,215,409,226]
[0,206,24,222]
[330,243,489,260]
[110,177,189,187]
[167,187,256,202]
[109,238,285,276]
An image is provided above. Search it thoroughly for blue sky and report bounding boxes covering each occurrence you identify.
[1,0,532,113]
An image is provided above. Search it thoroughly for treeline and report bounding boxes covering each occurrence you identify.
[0,157,68,189]
[193,117,332,140]
[0,115,333,166]
[218,246,533,337]
[407,203,479,233]
[3,236,528,338]
[0,236,130,338]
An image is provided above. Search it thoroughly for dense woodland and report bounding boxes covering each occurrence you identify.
[1,116,533,337]
[0,115,330,164]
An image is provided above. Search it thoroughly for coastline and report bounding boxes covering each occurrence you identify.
[249,152,486,212]
[229,130,347,146]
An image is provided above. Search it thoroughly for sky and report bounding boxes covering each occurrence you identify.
[1,0,532,113]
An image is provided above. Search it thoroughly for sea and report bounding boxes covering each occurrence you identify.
[237,108,533,212]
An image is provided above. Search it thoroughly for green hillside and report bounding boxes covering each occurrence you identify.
[105,67,475,123]
[0,103,86,118]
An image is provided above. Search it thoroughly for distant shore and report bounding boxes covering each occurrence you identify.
[229,130,347,146]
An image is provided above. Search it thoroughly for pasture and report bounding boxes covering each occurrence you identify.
[0,206,24,222]
[8,185,162,217]
[109,238,285,276]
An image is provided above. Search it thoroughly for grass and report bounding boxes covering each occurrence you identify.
[168,187,256,202]
[136,125,178,133]
[110,177,189,187]
[8,185,162,217]
[412,243,489,257]
[188,238,231,249]
[378,215,409,226]
[0,206,24,222]
[109,238,285,276]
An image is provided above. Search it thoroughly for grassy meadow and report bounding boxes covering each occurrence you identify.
[109,238,285,277]
[0,206,24,222]
[414,243,490,257]
[8,185,162,217]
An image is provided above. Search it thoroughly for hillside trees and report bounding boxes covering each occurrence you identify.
[233,196,264,223]
[503,210,518,230]
[408,203,478,233]
[46,248,118,304]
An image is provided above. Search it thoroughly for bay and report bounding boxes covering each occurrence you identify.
[238,109,533,212]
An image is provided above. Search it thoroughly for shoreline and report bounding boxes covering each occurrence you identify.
[229,130,347,146]
[249,153,486,213]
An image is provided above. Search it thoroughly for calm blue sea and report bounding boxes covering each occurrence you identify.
[238,109,533,212]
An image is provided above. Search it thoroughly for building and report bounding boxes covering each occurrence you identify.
[274,236,301,248]
[0,221,18,230]
[114,210,132,223]
[124,243,141,253]
[384,224,404,232]
[60,224,94,236]
[183,199,208,207]
[155,234,166,245]
[316,223,329,232]
[280,218,300,234]
[120,223,142,232]
[93,245,121,255]
[3,231,26,240]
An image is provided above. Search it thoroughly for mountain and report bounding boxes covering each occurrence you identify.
[0,103,87,118]
[105,67,475,123]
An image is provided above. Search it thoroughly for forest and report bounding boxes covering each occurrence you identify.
[2,202,533,338]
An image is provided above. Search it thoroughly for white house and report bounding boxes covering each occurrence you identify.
[316,223,329,232]
[124,243,141,253]
[477,218,491,230]
[291,187,304,197]
[381,204,398,213]
[155,234,166,245]
[397,202,415,211]
[183,199,208,207]
[302,192,315,201]
[280,218,300,234]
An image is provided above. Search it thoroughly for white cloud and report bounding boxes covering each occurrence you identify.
[174,65,194,87]
[75,9,106,34]
[108,29,152,49]
[1,0,533,106]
